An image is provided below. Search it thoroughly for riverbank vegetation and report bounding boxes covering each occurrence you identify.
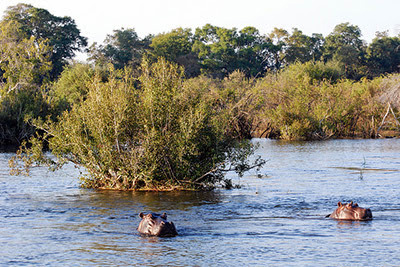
[2,4,400,189]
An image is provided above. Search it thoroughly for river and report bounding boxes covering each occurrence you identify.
[1,139,400,266]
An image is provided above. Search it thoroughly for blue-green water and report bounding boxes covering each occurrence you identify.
[1,139,400,266]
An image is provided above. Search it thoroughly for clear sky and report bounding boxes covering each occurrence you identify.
[1,0,399,47]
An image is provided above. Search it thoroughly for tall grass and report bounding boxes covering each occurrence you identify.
[252,61,388,140]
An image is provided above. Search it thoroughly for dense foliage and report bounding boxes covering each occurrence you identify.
[10,60,263,190]
[253,62,387,140]
[0,4,87,146]
[89,23,400,80]
[88,28,151,70]
[2,3,87,79]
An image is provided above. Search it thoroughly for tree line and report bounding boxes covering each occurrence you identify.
[89,22,400,80]
[2,4,397,83]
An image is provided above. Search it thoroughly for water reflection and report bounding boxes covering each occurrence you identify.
[334,220,373,229]
[79,190,223,211]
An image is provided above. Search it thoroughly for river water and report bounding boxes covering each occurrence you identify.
[1,139,400,266]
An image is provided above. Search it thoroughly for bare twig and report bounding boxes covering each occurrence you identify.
[377,102,400,135]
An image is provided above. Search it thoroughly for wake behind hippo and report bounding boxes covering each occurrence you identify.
[137,212,178,237]
[328,201,372,221]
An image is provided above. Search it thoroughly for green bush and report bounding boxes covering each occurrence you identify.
[49,63,95,111]
[253,61,386,140]
[10,59,263,190]
[281,60,344,85]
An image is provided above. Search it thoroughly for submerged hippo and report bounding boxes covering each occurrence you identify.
[137,212,178,237]
[328,201,372,221]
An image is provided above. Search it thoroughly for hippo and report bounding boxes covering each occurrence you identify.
[137,212,178,237]
[327,201,372,221]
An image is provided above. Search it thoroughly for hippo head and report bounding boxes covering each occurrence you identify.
[137,212,178,237]
[329,201,372,221]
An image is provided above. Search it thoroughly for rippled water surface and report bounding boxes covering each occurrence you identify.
[1,139,400,266]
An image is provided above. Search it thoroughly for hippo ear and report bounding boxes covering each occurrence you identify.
[139,212,144,218]
[161,213,167,220]
[354,203,359,207]
[337,202,342,207]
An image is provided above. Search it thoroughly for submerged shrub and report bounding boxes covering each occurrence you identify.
[10,59,263,190]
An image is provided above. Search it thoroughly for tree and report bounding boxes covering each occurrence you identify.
[193,24,238,78]
[284,29,324,64]
[0,20,52,95]
[0,18,52,146]
[88,28,151,70]
[367,33,400,76]
[150,28,193,61]
[235,27,272,77]
[324,23,364,52]
[150,28,200,77]
[193,24,273,78]
[1,3,87,79]
[266,28,288,70]
[323,23,366,79]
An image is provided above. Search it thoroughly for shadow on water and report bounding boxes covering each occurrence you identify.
[80,189,223,211]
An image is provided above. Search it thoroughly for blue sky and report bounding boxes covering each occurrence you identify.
[1,0,399,46]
